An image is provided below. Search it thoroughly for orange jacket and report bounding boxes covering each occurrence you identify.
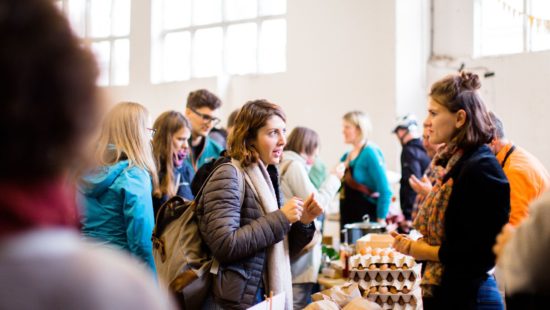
[497,142,550,226]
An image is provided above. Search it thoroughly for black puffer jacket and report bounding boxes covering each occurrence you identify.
[196,163,314,309]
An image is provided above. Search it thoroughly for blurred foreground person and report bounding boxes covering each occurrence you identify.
[0,0,174,308]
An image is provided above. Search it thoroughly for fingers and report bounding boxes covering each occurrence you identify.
[304,193,314,206]
[408,176,421,192]
[293,196,304,206]
[390,231,412,255]
[282,197,304,223]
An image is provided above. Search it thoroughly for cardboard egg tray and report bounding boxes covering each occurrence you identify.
[364,287,422,310]
[349,252,417,269]
[351,272,419,292]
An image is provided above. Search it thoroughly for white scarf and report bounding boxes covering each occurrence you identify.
[233,159,293,310]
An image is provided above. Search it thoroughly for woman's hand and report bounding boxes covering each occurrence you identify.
[493,223,516,263]
[390,231,412,255]
[390,231,440,261]
[300,193,323,224]
[281,197,303,224]
[409,174,432,196]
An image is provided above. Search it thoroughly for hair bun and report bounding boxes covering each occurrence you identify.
[459,71,481,90]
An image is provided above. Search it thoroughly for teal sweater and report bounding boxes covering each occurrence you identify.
[341,143,392,219]
[187,136,224,172]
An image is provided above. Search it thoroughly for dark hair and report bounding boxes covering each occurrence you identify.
[152,111,191,198]
[227,109,240,128]
[429,71,494,150]
[186,89,222,110]
[227,100,286,167]
[284,127,319,156]
[488,111,505,140]
[0,0,99,182]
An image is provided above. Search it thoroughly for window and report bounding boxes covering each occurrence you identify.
[475,0,550,57]
[57,0,131,86]
[151,0,287,83]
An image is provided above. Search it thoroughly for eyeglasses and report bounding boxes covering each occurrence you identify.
[147,127,157,139]
[189,108,221,126]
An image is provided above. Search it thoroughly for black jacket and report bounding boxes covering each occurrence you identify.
[400,138,431,220]
[435,145,510,309]
[197,163,314,309]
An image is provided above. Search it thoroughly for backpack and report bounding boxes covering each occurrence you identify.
[191,151,229,196]
[152,161,244,309]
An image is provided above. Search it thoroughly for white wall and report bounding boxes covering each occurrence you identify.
[431,0,550,170]
[395,0,431,130]
[104,0,403,170]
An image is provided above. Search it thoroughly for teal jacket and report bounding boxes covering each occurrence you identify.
[341,143,392,219]
[187,136,224,172]
[79,160,156,274]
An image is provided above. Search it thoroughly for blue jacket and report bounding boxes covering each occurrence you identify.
[79,160,156,273]
[186,136,224,172]
[153,161,195,215]
[341,143,393,219]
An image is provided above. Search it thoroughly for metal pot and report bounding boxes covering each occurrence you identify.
[341,215,386,245]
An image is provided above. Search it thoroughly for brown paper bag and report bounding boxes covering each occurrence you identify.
[313,282,361,307]
[303,300,340,310]
[342,297,382,310]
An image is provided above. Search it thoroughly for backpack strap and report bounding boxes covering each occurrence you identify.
[500,145,516,168]
[192,162,245,210]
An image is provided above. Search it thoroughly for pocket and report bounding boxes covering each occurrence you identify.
[213,264,251,303]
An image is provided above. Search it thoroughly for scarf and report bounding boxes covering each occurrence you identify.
[413,142,463,296]
[0,179,79,238]
[235,159,293,310]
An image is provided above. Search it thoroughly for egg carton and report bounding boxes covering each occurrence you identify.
[363,287,422,309]
[349,264,422,284]
[349,252,417,269]
[378,302,420,310]
[354,277,420,293]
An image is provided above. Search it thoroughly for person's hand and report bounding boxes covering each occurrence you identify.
[493,224,516,263]
[281,197,303,224]
[390,231,412,255]
[300,193,323,224]
[409,174,432,196]
[330,163,346,179]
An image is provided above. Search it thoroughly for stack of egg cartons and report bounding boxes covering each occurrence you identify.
[348,247,422,309]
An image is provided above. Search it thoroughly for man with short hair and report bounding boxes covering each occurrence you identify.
[185,89,224,171]
[393,114,431,229]
[489,112,550,226]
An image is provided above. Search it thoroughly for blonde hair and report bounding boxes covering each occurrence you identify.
[94,101,159,193]
[152,111,191,198]
[343,111,372,143]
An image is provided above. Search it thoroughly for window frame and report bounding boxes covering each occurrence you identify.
[475,0,550,57]
[57,0,131,86]
[151,0,287,83]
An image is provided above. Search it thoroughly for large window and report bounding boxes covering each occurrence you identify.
[57,0,131,86]
[151,0,287,83]
[475,0,550,57]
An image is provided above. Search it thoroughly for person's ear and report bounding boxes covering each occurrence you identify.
[455,109,467,129]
